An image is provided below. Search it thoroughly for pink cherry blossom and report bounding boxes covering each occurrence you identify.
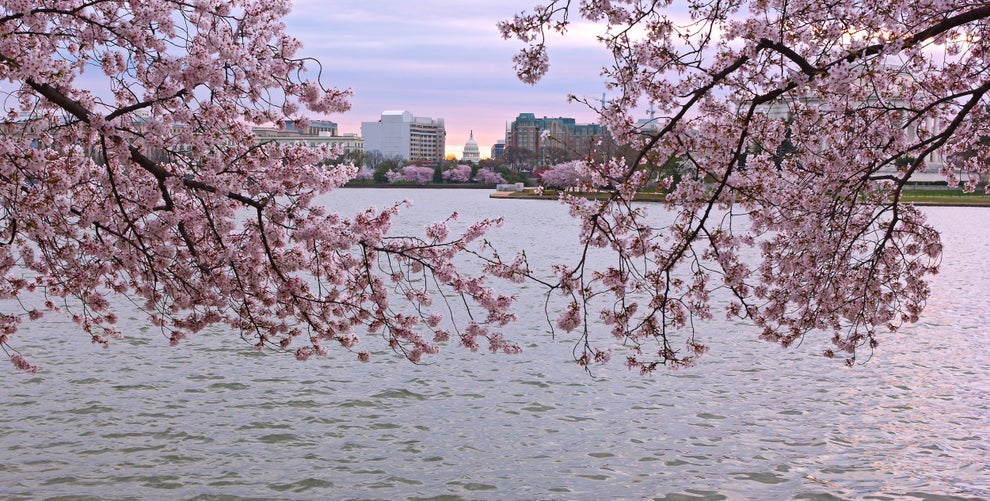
[3,0,985,374]
[386,165,435,184]
[473,168,506,184]
[500,0,981,368]
[442,164,472,183]
[538,161,602,190]
[9,352,36,373]
[0,1,524,371]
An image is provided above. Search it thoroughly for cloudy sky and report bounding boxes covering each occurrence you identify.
[284,1,617,158]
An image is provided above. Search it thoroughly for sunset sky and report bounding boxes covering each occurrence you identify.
[284,1,618,158]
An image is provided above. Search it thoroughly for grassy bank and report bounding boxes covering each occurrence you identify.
[899,188,990,206]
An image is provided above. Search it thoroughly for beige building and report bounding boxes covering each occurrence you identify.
[506,113,607,168]
[253,120,364,155]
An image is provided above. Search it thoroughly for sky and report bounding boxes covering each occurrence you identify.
[283,1,618,159]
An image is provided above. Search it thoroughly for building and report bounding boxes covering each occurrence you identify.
[506,113,606,167]
[361,110,446,163]
[490,139,505,159]
[753,95,947,182]
[461,130,480,163]
[253,119,364,155]
[636,118,663,135]
[286,119,338,136]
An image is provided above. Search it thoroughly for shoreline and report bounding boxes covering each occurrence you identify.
[344,184,990,207]
[488,190,990,207]
[344,183,495,190]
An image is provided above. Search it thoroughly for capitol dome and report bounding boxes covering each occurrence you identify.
[461,130,480,163]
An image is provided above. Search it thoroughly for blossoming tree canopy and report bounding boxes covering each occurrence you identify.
[538,160,613,190]
[474,168,507,184]
[500,1,989,370]
[443,164,472,183]
[387,165,435,184]
[0,0,527,371]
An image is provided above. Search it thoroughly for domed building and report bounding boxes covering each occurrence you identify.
[461,130,480,164]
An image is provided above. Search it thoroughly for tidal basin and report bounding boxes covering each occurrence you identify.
[1,189,987,499]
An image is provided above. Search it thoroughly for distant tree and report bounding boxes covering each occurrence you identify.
[443,164,472,183]
[372,158,398,183]
[364,150,387,170]
[500,146,537,171]
[495,166,528,185]
[542,145,575,165]
[334,149,365,168]
[538,161,587,189]
[474,168,507,185]
[387,165,435,184]
[351,169,375,182]
[478,158,499,169]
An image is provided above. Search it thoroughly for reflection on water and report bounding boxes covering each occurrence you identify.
[1,190,987,500]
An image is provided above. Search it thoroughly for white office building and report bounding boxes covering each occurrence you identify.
[361,111,446,163]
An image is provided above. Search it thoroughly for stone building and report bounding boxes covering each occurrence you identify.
[461,130,480,163]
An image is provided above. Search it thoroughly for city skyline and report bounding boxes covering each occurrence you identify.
[284,1,616,158]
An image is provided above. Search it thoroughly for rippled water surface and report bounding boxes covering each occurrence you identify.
[2,189,988,500]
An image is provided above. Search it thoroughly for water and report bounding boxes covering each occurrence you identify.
[1,189,987,500]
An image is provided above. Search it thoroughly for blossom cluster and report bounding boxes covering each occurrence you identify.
[499,0,981,369]
[0,1,526,371]
[442,164,471,183]
[386,165,435,184]
[538,161,592,190]
[473,168,507,185]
